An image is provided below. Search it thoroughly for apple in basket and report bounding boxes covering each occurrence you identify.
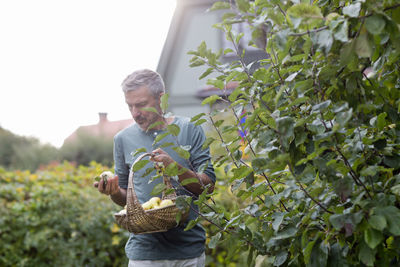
[159,199,174,208]
[141,197,160,210]
[141,197,175,210]
[117,205,127,215]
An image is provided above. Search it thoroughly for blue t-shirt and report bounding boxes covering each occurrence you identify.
[114,116,216,260]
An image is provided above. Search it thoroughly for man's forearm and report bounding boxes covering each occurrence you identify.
[110,188,127,207]
[178,167,214,196]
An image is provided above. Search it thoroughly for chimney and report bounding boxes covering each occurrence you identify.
[98,112,108,124]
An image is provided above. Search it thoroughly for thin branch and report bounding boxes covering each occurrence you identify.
[288,165,334,214]
[289,26,328,37]
[188,202,257,249]
[358,4,400,19]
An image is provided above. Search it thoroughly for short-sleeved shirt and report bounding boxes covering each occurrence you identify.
[114,116,216,261]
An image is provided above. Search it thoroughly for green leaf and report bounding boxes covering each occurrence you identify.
[376,112,387,131]
[303,239,317,264]
[377,206,400,236]
[199,68,214,80]
[365,15,386,35]
[340,41,355,66]
[191,113,205,122]
[159,142,174,148]
[209,1,231,11]
[150,183,166,196]
[252,158,268,173]
[289,96,309,108]
[276,117,295,139]
[311,29,333,54]
[184,219,198,231]
[368,215,386,231]
[360,165,378,176]
[343,2,361,18]
[287,3,323,28]
[312,100,331,112]
[232,166,253,179]
[207,79,224,90]
[310,241,328,267]
[273,251,288,266]
[355,32,372,58]
[236,0,250,13]
[202,137,216,150]
[272,227,297,240]
[331,19,349,42]
[364,228,383,249]
[167,124,180,136]
[147,121,164,131]
[194,119,207,126]
[141,107,158,113]
[358,241,375,266]
[336,108,353,126]
[391,184,400,196]
[272,212,285,231]
[164,162,179,176]
[180,178,199,186]
[142,166,155,177]
[154,132,170,143]
[160,93,169,113]
[202,95,221,106]
[172,146,190,159]
[197,41,207,57]
[132,159,150,172]
[208,232,221,249]
[285,72,299,82]
[132,147,147,157]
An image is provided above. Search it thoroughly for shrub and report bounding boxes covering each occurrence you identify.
[60,131,114,167]
[0,127,59,171]
[187,0,400,266]
[0,162,128,267]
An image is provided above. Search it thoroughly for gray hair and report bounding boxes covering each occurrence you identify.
[121,69,165,97]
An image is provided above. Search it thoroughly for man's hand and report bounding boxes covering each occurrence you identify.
[94,175,120,196]
[150,148,175,167]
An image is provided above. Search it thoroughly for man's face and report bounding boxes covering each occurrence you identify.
[124,86,163,131]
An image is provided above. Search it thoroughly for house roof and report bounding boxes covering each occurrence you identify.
[63,113,133,145]
[156,0,217,86]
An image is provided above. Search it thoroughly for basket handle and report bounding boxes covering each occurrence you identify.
[127,153,175,206]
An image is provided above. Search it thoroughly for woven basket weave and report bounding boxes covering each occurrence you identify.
[114,153,188,234]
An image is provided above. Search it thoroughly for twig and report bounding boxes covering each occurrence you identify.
[288,165,333,214]
[289,26,328,37]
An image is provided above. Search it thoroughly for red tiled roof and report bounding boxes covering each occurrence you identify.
[63,113,133,145]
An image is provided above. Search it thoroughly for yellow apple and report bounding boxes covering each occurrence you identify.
[159,199,174,208]
[101,171,114,179]
[148,197,161,207]
[141,201,153,210]
[117,209,126,215]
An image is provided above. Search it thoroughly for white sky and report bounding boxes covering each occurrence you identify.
[0,0,176,148]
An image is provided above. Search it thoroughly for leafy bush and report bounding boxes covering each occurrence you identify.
[0,162,128,267]
[60,131,114,167]
[186,0,400,266]
[0,127,60,171]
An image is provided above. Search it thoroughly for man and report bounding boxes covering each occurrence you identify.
[94,69,216,266]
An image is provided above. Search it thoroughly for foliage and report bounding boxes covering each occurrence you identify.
[60,130,114,167]
[0,127,114,171]
[0,127,60,172]
[0,162,129,267]
[185,0,400,266]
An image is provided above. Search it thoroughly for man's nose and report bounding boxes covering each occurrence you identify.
[131,107,141,117]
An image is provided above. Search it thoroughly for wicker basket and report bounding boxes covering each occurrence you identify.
[114,153,188,234]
